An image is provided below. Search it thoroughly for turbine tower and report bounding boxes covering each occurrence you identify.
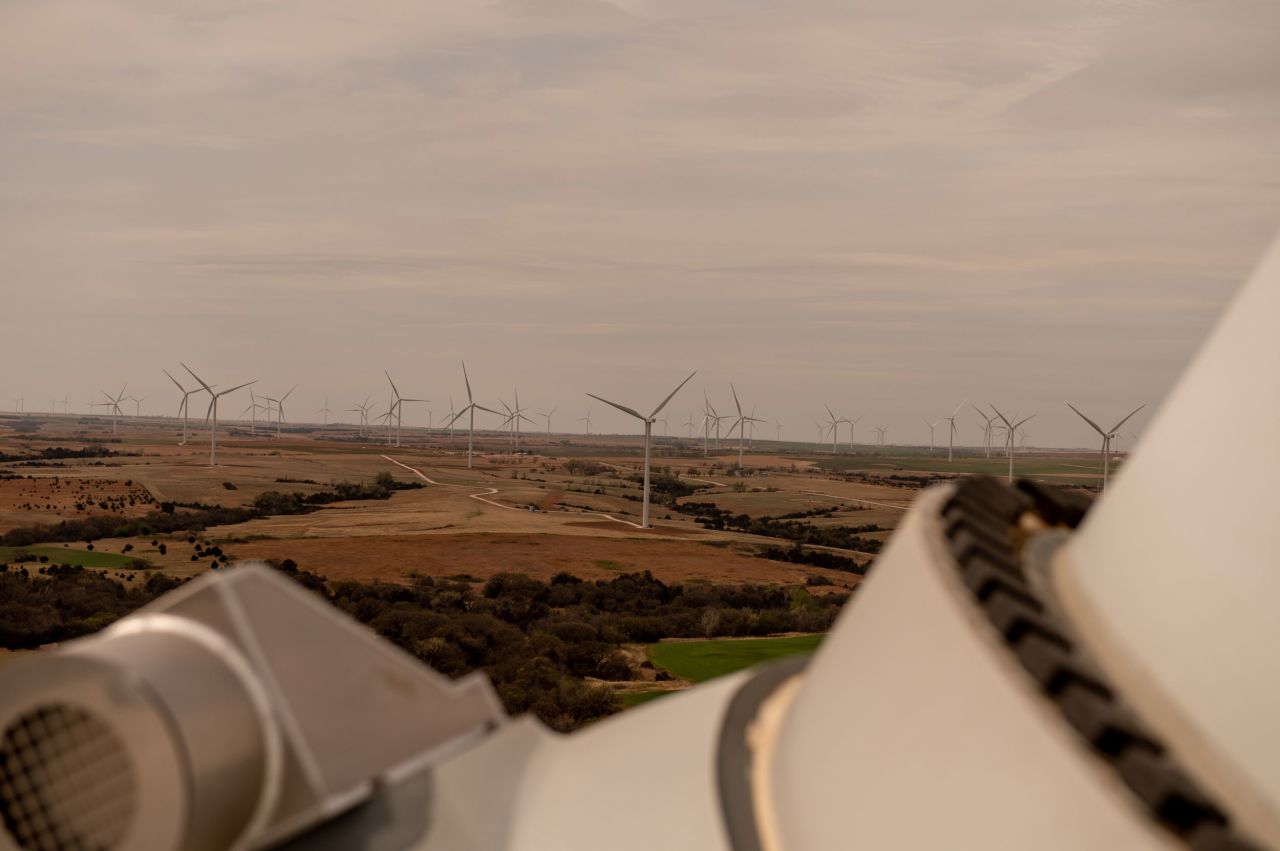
[587,371,696,528]
[183,363,254,466]
[989,404,1034,483]
[1067,402,1145,491]
[444,362,501,469]
[318,399,334,426]
[873,425,888,446]
[579,406,592,436]
[164,369,206,446]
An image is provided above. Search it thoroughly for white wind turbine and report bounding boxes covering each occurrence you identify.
[972,405,995,458]
[923,418,940,453]
[587,371,696,528]
[941,399,966,463]
[446,397,457,442]
[317,399,334,426]
[775,419,783,442]
[445,362,502,469]
[261,386,296,440]
[129,395,148,417]
[498,390,536,453]
[684,413,696,438]
[538,406,558,436]
[579,406,592,436]
[240,389,269,436]
[989,405,1035,483]
[384,371,426,448]
[873,425,888,446]
[723,385,765,468]
[704,393,729,449]
[1067,402,1145,491]
[183,364,254,467]
[98,386,129,434]
[164,369,207,445]
[822,405,843,454]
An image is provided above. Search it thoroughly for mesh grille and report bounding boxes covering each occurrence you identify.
[0,703,137,851]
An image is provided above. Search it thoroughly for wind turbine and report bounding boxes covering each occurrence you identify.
[923,419,939,453]
[499,390,536,453]
[98,386,129,434]
[989,405,1035,483]
[587,371,696,528]
[61,396,69,415]
[704,393,729,449]
[684,413,696,438]
[822,406,843,454]
[873,426,888,446]
[579,407,592,437]
[182,364,254,466]
[444,362,502,469]
[775,420,783,442]
[130,395,148,417]
[446,397,457,442]
[723,384,765,468]
[1067,402,1145,491]
[261,386,296,440]
[240,389,269,436]
[941,400,966,463]
[972,405,995,458]
[164,369,206,445]
[538,407,558,436]
[318,399,334,426]
[384,371,426,448]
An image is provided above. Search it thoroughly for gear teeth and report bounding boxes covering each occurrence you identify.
[1015,479,1092,528]
[940,476,1265,850]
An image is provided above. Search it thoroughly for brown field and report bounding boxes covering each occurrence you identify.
[4,413,1057,592]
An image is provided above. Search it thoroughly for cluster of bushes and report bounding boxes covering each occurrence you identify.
[0,561,848,733]
[757,543,869,575]
[324,568,845,731]
[673,502,884,554]
[563,459,612,477]
[0,565,183,648]
[252,472,423,516]
[0,446,118,463]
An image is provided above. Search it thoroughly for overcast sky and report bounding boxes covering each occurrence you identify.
[3,0,1279,448]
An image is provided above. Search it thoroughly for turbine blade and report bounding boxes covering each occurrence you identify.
[163,369,186,392]
[461,361,473,403]
[1109,404,1146,434]
[587,393,645,421]
[385,370,400,399]
[731,383,743,418]
[181,363,212,392]
[1067,403,1107,436]
[650,371,697,418]
[215,380,257,398]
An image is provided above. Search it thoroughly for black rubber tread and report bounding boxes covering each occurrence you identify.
[942,476,1267,850]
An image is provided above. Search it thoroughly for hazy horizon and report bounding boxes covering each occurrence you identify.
[3,0,1280,448]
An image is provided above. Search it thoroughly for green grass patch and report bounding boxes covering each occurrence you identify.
[619,690,676,708]
[647,634,824,684]
[0,545,149,569]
